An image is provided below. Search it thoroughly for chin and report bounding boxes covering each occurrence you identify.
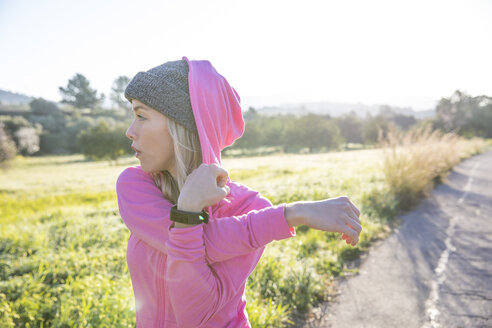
[140,164,159,174]
[138,162,150,173]
[140,160,171,175]
[141,167,154,174]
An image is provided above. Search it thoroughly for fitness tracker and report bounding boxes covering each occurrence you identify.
[170,204,209,225]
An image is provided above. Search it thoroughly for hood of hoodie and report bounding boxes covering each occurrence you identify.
[182,56,255,221]
[182,56,244,166]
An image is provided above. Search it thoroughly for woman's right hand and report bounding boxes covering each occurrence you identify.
[292,196,362,246]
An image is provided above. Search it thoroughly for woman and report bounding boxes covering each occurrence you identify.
[116,56,362,327]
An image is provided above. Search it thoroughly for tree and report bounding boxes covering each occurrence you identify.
[0,116,41,155]
[0,116,31,137]
[0,122,17,164]
[262,115,287,147]
[468,96,492,137]
[59,73,104,109]
[110,75,131,111]
[233,120,263,149]
[29,98,61,116]
[362,114,393,145]
[434,90,472,133]
[336,112,363,144]
[14,127,39,155]
[78,121,133,163]
[243,107,260,121]
[284,114,342,153]
[378,105,395,118]
[392,114,417,131]
[434,90,492,137]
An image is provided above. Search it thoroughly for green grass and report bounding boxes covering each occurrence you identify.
[0,138,489,327]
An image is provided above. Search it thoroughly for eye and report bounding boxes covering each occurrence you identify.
[136,114,145,120]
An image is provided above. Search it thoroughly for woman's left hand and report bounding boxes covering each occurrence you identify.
[177,163,230,212]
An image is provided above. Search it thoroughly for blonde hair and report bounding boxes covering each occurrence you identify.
[151,116,202,204]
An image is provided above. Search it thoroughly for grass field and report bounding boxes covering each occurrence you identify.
[1,136,490,327]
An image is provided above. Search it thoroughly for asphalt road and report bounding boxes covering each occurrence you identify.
[305,148,492,328]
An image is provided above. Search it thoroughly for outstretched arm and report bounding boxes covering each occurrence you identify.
[176,163,361,246]
[202,199,295,263]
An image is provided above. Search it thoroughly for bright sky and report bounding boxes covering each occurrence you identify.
[1,0,491,111]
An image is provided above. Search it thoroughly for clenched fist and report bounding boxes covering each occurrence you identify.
[177,163,230,213]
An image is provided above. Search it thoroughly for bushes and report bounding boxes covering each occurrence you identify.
[246,253,325,327]
[77,120,132,162]
[231,114,344,153]
[0,122,17,165]
[245,295,292,327]
[0,116,40,157]
[379,125,489,210]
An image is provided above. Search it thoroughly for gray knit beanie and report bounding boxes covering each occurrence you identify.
[124,59,197,132]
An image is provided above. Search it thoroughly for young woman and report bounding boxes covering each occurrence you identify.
[116,56,362,328]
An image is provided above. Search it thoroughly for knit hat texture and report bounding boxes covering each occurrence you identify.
[124,59,197,132]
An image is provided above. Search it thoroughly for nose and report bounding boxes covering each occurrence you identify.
[126,121,136,140]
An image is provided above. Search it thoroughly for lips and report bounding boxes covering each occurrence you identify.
[131,145,142,154]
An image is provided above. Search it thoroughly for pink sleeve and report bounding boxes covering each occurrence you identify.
[166,224,234,327]
[203,198,296,263]
[116,167,295,258]
[165,204,292,327]
[116,167,172,254]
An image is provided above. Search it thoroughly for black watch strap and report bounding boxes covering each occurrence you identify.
[170,204,209,224]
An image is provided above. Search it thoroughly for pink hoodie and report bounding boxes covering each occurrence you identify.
[116,56,296,327]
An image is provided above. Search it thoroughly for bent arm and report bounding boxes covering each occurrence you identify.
[116,167,296,260]
[165,212,295,327]
[116,169,172,254]
[165,224,237,327]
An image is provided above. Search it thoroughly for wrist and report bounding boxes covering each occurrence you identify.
[173,222,199,228]
[171,206,204,228]
[177,198,203,213]
[284,202,304,228]
[171,201,206,228]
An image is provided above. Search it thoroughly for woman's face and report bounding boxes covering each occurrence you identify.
[126,99,176,175]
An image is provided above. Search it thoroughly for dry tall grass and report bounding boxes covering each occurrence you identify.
[379,125,489,210]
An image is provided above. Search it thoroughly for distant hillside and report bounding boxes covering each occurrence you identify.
[254,100,435,119]
[0,89,34,105]
[0,88,435,119]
